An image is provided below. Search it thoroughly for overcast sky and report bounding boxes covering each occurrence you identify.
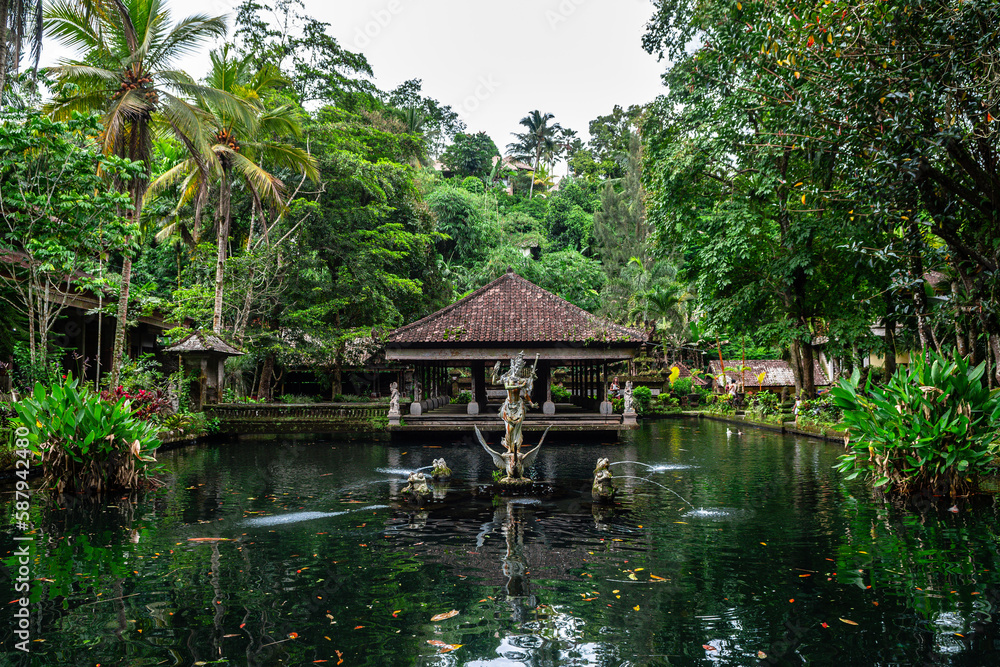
[42,0,668,149]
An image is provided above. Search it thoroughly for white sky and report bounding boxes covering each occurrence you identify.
[42,0,668,148]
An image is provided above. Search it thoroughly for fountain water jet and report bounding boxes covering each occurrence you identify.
[613,475,696,510]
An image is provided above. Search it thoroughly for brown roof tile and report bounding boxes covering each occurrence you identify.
[388,269,645,346]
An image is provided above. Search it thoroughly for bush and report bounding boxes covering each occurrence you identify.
[671,377,693,396]
[279,394,319,404]
[10,376,161,494]
[798,393,841,426]
[100,386,171,421]
[452,390,473,405]
[551,384,571,402]
[705,393,736,416]
[833,353,1000,496]
[747,391,780,421]
[460,176,485,194]
[633,385,653,414]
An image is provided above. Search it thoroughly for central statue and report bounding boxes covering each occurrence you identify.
[475,352,550,486]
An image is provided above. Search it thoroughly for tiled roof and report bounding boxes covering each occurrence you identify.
[388,269,645,345]
[164,331,243,356]
[671,363,710,386]
[708,359,829,388]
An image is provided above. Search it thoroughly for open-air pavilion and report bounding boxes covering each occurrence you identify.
[385,268,646,433]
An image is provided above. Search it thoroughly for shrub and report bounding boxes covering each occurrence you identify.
[705,393,735,416]
[672,377,694,396]
[10,376,161,494]
[798,393,842,426]
[279,394,318,404]
[100,386,171,421]
[833,353,1000,496]
[747,391,780,420]
[460,176,485,194]
[452,390,473,405]
[551,384,571,402]
[633,385,653,414]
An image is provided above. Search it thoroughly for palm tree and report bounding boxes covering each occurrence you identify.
[44,0,249,385]
[149,46,319,333]
[506,110,561,198]
[0,0,44,94]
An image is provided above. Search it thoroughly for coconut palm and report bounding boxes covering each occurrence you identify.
[506,110,561,198]
[44,0,251,384]
[0,0,44,94]
[149,46,319,333]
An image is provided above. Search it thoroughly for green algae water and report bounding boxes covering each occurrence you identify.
[4,419,1000,665]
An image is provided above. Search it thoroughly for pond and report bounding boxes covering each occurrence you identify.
[3,419,1000,666]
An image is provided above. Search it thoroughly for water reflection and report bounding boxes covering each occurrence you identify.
[2,421,1000,665]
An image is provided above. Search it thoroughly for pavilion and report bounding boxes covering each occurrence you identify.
[385,268,646,420]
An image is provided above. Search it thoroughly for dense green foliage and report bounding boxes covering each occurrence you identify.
[833,354,1000,496]
[10,376,161,494]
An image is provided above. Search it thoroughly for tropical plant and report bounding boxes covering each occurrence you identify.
[149,46,318,333]
[44,0,246,384]
[0,0,44,93]
[506,110,562,199]
[833,353,1000,496]
[10,375,161,494]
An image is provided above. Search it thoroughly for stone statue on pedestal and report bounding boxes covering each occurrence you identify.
[475,351,550,486]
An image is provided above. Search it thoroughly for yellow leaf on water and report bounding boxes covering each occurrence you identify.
[801,194,807,205]
[840,618,859,626]
[633,605,640,611]
[628,573,638,580]
[650,575,667,581]
[430,610,459,622]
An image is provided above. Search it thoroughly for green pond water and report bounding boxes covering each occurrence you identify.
[3,419,1000,666]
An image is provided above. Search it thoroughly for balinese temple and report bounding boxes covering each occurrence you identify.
[386,268,646,425]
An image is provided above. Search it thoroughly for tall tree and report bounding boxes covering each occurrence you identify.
[149,46,318,333]
[0,0,43,94]
[44,0,244,385]
[506,110,562,199]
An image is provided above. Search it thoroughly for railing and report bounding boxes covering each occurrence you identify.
[205,402,401,432]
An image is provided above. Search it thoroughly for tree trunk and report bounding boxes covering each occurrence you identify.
[109,256,131,389]
[257,352,275,402]
[0,0,10,97]
[213,171,232,333]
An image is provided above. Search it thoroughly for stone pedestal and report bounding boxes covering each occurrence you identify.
[599,401,613,416]
[623,409,637,426]
[410,401,423,416]
[467,402,480,415]
[388,409,401,426]
[542,401,556,415]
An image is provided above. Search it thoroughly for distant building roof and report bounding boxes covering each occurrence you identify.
[164,331,243,356]
[671,362,710,386]
[501,156,534,172]
[387,269,645,347]
[708,359,829,388]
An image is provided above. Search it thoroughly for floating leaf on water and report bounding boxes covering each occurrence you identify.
[628,573,638,580]
[650,575,667,581]
[430,610,459,622]
[702,645,717,651]
[634,605,640,611]
[840,618,858,626]
[392,610,401,617]
[821,622,829,628]
[758,651,767,658]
